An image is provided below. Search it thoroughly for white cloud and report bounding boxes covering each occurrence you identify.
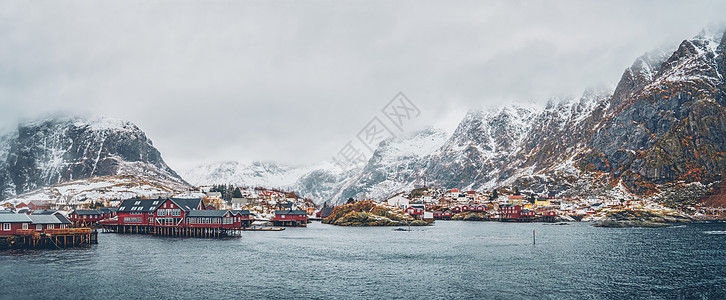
[1,0,724,170]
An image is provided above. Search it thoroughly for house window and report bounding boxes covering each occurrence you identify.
[134,201,141,205]
[47,224,54,229]
[22,223,28,230]
[2,223,9,231]
[36,224,43,231]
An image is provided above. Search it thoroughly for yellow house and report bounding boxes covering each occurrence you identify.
[524,203,534,209]
[535,198,551,207]
[507,195,525,206]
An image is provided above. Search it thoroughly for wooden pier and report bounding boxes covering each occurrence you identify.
[101,224,245,238]
[1,228,98,249]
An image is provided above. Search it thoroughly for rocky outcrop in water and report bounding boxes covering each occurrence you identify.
[594,210,692,228]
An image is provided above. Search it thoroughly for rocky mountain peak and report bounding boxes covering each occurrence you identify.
[0,116,185,200]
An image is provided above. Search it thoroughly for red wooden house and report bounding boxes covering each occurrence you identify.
[230,210,254,228]
[98,207,118,220]
[69,209,102,226]
[452,206,462,213]
[542,210,557,222]
[0,213,32,235]
[520,209,535,218]
[112,199,164,231]
[153,198,205,227]
[28,215,71,232]
[500,205,523,219]
[405,207,424,217]
[272,210,308,227]
[27,201,53,211]
[433,210,453,220]
[185,210,233,228]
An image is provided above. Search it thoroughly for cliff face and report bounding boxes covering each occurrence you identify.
[583,32,726,194]
[0,117,185,200]
[328,30,726,203]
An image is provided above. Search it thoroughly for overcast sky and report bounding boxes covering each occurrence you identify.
[1,0,725,170]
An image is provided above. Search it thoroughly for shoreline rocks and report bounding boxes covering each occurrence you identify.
[594,210,692,228]
[322,201,432,227]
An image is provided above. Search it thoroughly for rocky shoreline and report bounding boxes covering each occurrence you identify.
[322,201,432,227]
[594,210,693,228]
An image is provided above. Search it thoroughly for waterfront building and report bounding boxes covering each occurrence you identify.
[272,210,308,227]
[0,213,32,235]
[69,209,103,227]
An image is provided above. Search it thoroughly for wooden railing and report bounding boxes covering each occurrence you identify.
[46,228,93,235]
[14,228,93,236]
[15,229,39,236]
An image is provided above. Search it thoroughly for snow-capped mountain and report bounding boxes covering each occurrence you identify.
[0,116,187,200]
[180,160,309,188]
[10,29,721,207]
[331,29,726,204]
[580,29,726,194]
[330,127,450,202]
[179,160,357,203]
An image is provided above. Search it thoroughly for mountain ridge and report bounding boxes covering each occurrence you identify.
[0,116,187,200]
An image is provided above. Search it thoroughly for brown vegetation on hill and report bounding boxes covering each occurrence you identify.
[700,180,726,208]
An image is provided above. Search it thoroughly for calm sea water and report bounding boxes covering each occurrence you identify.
[2,221,725,299]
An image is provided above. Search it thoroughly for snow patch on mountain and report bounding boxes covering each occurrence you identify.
[1,175,188,206]
[0,116,186,200]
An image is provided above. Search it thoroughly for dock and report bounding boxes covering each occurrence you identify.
[241,227,285,231]
[1,228,98,249]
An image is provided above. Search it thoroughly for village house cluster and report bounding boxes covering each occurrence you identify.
[0,186,321,248]
[382,187,676,222]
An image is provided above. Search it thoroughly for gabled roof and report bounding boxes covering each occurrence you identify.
[31,209,58,215]
[0,213,32,223]
[74,209,102,216]
[118,199,164,213]
[275,210,307,215]
[55,214,72,224]
[28,215,67,225]
[170,198,203,211]
[230,210,253,216]
[99,207,118,213]
[187,210,229,218]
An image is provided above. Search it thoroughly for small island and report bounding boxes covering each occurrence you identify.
[594,210,693,228]
[322,200,432,226]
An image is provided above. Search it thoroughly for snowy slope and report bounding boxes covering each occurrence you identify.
[180,160,318,188]
[0,116,187,200]
[1,175,189,206]
[330,127,451,202]
[180,160,356,204]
